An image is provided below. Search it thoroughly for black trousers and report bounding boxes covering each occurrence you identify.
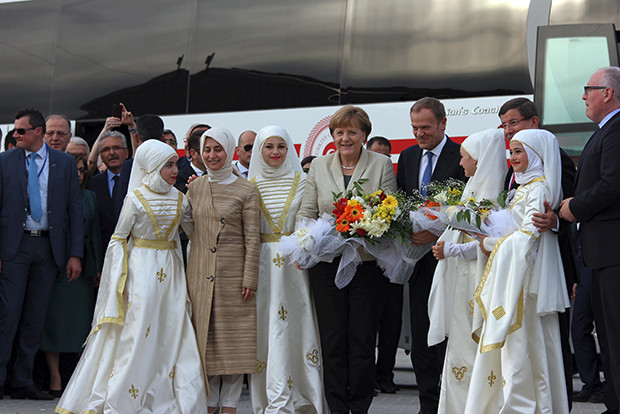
[309,259,383,414]
[375,279,403,382]
[408,254,446,414]
[592,264,620,413]
[0,234,57,388]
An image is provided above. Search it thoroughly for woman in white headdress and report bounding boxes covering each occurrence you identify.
[463,129,570,413]
[427,128,507,414]
[247,126,328,414]
[56,139,207,413]
[185,127,260,414]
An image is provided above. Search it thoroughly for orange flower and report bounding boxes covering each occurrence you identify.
[344,203,364,222]
[336,216,351,233]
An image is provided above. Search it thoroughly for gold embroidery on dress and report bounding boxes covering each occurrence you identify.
[488,370,496,387]
[145,324,151,338]
[273,253,285,268]
[492,306,506,320]
[502,377,506,387]
[109,370,113,378]
[169,365,175,380]
[157,268,167,283]
[257,359,267,374]
[452,366,467,382]
[278,305,288,321]
[468,300,474,315]
[252,171,300,236]
[306,349,319,364]
[287,376,293,390]
[129,384,139,399]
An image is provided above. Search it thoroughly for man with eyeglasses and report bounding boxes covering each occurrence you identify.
[234,130,256,179]
[44,115,72,152]
[498,97,577,410]
[87,131,128,258]
[559,66,620,414]
[162,129,178,151]
[0,108,83,400]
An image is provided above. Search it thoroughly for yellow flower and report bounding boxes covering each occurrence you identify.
[382,195,398,209]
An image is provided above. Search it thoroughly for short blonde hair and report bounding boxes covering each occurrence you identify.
[329,105,372,138]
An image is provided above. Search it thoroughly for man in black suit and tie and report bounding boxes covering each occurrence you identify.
[0,108,83,400]
[174,128,208,194]
[560,66,620,414]
[86,131,128,258]
[498,97,577,409]
[396,97,466,414]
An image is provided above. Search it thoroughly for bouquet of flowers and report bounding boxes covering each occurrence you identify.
[409,178,465,236]
[280,180,420,288]
[437,191,519,239]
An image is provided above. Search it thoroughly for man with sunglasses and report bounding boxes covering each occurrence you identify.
[235,130,256,179]
[498,97,577,410]
[0,108,83,400]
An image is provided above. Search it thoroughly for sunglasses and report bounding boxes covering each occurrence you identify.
[14,127,37,135]
[243,144,253,152]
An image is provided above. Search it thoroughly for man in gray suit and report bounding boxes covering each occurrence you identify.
[0,108,83,400]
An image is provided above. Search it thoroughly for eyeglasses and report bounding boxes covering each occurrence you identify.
[45,130,70,137]
[14,127,37,135]
[77,168,87,175]
[243,144,253,152]
[162,139,177,146]
[303,168,310,173]
[584,85,607,94]
[499,117,532,129]
[100,145,126,153]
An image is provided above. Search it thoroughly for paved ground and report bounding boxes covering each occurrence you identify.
[0,350,606,413]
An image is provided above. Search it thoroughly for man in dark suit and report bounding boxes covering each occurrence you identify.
[86,131,128,258]
[560,66,620,414]
[396,97,466,414]
[0,108,83,400]
[498,97,577,409]
[174,128,208,194]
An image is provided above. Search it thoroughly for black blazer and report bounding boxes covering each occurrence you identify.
[570,110,620,269]
[174,163,202,194]
[396,137,467,196]
[116,158,133,215]
[505,146,578,288]
[396,137,467,279]
[86,171,118,259]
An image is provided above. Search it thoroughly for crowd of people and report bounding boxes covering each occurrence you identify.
[0,65,619,414]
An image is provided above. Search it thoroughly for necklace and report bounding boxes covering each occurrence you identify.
[341,164,357,170]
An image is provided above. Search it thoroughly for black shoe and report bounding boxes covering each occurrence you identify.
[589,388,605,404]
[375,377,398,393]
[573,388,593,402]
[10,385,54,400]
[49,388,63,398]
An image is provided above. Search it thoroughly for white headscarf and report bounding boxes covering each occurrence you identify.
[511,129,562,208]
[247,125,302,180]
[199,127,237,184]
[128,139,177,194]
[460,128,508,201]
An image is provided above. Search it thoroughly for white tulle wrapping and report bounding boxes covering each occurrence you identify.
[280,214,422,288]
[437,206,519,239]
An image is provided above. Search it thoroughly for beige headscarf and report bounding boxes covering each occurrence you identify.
[199,127,238,185]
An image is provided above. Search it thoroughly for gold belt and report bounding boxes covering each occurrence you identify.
[133,238,178,250]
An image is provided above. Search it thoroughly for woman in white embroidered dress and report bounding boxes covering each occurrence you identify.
[56,140,207,413]
[427,129,507,414]
[463,129,570,413]
[247,126,328,414]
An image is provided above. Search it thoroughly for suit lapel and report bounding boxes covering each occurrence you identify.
[348,149,369,191]
[48,147,57,199]
[432,138,458,181]
[17,150,28,207]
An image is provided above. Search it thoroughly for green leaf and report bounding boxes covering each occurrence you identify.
[475,214,482,229]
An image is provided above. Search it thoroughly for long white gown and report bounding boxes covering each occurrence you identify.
[56,186,207,414]
[250,172,328,414]
[463,178,568,414]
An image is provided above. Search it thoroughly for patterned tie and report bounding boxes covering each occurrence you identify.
[111,174,120,202]
[420,151,433,197]
[28,153,42,222]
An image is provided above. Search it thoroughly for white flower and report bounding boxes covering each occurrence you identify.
[434,191,449,204]
[295,227,312,249]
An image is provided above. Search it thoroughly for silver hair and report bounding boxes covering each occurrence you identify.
[600,66,620,103]
[100,130,128,148]
[69,136,90,153]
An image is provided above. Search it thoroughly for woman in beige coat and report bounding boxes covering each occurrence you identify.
[186,127,260,414]
[297,105,397,414]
